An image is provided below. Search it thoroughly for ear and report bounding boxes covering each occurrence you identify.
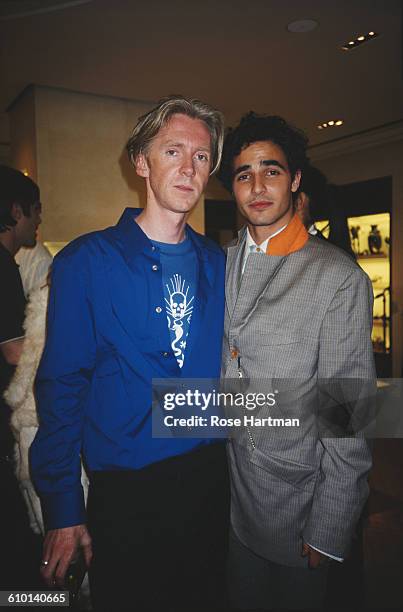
[294,191,307,212]
[135,153,150,178]
[291,169,301,193]
[10,202,22,221]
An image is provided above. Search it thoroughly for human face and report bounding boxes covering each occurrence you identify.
[232,141,301,241]
[135,114,212,216]
[17,201,42,248]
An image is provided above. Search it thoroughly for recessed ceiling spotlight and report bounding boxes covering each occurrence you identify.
[287,19,319,33]
[341,31,379,50]
[317,120,344,130]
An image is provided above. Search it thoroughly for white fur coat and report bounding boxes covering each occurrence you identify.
[4,285,89,534]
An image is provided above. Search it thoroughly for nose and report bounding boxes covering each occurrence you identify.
[180,154,196,177]
[251,175,266,196]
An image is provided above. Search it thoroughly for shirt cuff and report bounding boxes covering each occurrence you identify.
[307,542,343,562]
[41,487,86,530]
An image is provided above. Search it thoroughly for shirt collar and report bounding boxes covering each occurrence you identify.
[245,224,287,253]
[114,207,210,264]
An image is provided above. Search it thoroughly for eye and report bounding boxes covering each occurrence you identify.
[266,169,280,176]
[166,149,178,156]
[195,152,209,162]
[236,173,250,182]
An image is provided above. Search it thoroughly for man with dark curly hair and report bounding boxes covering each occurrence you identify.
[217,113,375,610]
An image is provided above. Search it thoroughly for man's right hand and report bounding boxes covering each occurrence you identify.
[40,524,92,588]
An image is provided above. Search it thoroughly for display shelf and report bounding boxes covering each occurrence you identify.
[316,212,391,357]
[357,253,388,260]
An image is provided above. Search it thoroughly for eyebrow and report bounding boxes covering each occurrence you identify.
[233,159,287,176]
[163,140,211,152]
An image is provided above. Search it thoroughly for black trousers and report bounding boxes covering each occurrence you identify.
[0,461,43,590]
[88,443,230,611]
[228,529,329,611]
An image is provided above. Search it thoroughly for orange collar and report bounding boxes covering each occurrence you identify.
[266,213,308,256]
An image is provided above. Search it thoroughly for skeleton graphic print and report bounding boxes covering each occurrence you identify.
[165,274,194,368]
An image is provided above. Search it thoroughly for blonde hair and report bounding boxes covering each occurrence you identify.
[126,95,224,175]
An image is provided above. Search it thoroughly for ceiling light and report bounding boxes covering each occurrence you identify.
[22,169,29,176]
[341,31,379,51]
[287,19,319,33]
[317,120,344,130]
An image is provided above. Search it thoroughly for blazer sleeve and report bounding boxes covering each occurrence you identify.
[30,245,96,530]
[302,267,375,558]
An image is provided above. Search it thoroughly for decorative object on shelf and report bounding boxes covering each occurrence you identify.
[372,336,385,353]
[370,275,383,286]
[350,225,360,255]
[368,224,382,255]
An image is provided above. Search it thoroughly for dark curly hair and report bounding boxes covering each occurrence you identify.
[299,164,328,222]
[217,112,309,193]
[0,165,40,232]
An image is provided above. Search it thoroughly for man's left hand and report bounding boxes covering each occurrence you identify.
[301,543,329,569]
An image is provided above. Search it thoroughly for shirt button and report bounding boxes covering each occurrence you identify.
[151,246,156,251]
[155,307,162,313]
[162,351,169,357]
[231,348,239,359]
[152,264,158,271]
[256,247,262,252]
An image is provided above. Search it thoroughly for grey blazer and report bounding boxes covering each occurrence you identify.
[223,228,375,567]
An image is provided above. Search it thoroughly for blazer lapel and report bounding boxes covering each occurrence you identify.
[233,253,286,329]
[226,229,246,319]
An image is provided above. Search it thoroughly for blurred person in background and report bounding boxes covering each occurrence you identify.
[296,163,356,259]
[0,165,42,589]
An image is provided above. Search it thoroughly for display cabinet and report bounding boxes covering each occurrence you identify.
[316,212,391,358]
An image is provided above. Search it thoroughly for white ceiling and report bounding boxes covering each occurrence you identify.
[0,0,402,145]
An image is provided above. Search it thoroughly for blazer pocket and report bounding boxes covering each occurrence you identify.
[249,446,317,492]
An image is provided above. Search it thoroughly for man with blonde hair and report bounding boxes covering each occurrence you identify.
[31,96,229,610]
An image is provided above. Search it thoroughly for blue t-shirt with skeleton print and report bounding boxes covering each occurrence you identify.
[151,235,197,369]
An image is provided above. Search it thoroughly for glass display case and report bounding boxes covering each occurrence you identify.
[316,212,391,356]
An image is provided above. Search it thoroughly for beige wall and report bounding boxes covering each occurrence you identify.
[9,87,37,181]
[33,86,152,242]
[311,138,403,377]
[9,85,206,244]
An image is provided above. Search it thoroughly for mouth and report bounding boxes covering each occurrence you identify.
[248,200,274,210]
[175,185,194,193]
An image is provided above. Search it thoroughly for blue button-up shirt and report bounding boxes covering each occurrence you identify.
[30,209,225,529]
